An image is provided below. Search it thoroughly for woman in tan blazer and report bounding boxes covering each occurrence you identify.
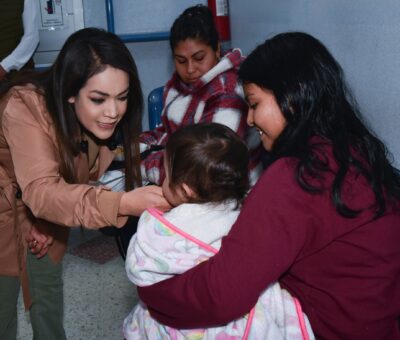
[0,27,169,339]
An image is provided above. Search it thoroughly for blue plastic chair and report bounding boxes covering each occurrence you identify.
[148,86,164,130]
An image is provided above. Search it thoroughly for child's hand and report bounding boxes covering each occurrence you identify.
[119,185,171,218]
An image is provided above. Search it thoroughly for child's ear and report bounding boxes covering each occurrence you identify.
[182,183,195,199]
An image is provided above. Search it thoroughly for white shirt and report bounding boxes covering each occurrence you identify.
[1,0,39,72]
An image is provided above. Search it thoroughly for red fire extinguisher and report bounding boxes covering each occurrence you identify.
[208,0,231,50]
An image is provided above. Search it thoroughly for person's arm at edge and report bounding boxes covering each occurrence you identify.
[138,161,311,329]
[0,0,39,73]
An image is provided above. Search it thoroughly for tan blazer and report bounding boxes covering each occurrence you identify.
[0,85,127,307]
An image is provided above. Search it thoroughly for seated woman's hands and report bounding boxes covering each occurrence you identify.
[119,185,171,218]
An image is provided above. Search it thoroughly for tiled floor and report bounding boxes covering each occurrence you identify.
[16,229,138,340]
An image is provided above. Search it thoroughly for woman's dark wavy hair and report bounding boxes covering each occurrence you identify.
[238,31,400,217]
[165,123,249,206]
[169,4,219,52]
[0,27,143,189]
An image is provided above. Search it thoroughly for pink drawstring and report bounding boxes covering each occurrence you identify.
[294,297,310,340]
[147,208,310,340]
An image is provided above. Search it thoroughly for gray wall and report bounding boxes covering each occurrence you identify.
[38,1,399,166]
[229,0,400,166]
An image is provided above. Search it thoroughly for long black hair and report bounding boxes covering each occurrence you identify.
[238,31,400,217]
[1,27,143,189]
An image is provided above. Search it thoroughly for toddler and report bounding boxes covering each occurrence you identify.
[123,123,314,339]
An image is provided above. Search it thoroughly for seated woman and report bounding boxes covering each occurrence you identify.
[138,32,400,339]
[140,4,262,186]
[106,4,264,256]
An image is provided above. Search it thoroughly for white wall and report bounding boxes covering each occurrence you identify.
[34,0,400,167]
[229,0,400,166]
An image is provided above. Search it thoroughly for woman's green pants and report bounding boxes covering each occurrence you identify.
[0,252,66,340]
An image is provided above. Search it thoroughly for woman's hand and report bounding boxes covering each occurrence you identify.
[119,185,171,218]
[26,226,54,259]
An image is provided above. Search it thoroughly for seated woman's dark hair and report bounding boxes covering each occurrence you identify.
[165,122,249,206]
[238,31,400,217]
[169,4,219,52]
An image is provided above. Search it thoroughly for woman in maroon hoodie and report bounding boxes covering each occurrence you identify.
[138,32,400,339]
